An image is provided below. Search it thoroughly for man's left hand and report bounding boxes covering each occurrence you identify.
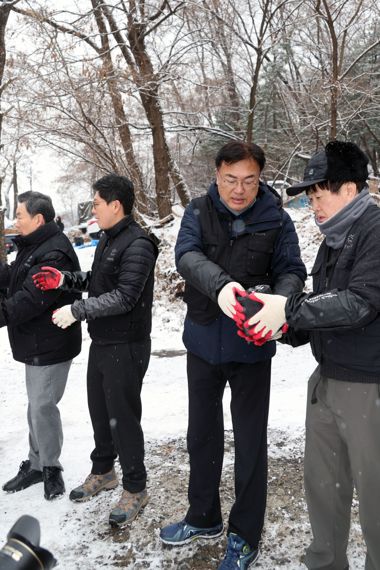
[52,305,77,329]
[245,292,287,339]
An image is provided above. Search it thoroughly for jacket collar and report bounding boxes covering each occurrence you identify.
[14,221,60,249]
[207,181,282,225]
[104,214,134,239]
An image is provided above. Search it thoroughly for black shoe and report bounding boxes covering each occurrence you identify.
[43,467,65,500]
[3,460,43,493]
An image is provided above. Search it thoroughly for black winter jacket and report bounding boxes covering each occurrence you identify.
[285,204,380,382]
[0,222,82,365]
[62,215,158,344]
[175,182,306,364]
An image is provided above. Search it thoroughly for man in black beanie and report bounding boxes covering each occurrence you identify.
[235,141,380,569]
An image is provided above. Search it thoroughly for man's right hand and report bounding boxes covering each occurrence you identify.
[33,266,64,290]
[217,282,244,319]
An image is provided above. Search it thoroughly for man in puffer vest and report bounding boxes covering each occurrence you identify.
[33,174,158,528]
[159,141,306,569]
[242,141,380,570]
[1,191,82,501]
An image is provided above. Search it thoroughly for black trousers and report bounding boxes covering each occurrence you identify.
[87,339,150,493]
[185,352,271,549]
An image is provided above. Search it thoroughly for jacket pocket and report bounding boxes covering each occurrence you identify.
[310,255,324,292]
[246,234,273,276]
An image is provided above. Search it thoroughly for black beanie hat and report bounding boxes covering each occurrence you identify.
[287,140,369,196]
[325,140,369,183]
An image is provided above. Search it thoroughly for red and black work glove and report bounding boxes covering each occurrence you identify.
[32,266,64,291]
[233,291,264,331]
[245,291,288,345]
[233,286,288,345]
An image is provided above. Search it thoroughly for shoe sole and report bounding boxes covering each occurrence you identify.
[160,525,224,546]
[70,480,118,503]
[109,493,149,528]
[45,490,65,501]
[3,478,43,493]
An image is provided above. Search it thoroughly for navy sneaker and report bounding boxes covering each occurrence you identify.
[218,533,259,569]
[160,519,224,545]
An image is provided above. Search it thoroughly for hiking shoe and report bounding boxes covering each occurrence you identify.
[43,467,65,500]
[160,520,224,546]
[2,460,43,493]
[69,468,118,502]
[109,488,149,527]
[218,533,259,569]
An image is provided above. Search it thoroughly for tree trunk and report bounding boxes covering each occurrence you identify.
[246,51,263,143]
[91,0,148,213]
[12,160,18,219]
[0,4,13,263]
[101,3,189,219]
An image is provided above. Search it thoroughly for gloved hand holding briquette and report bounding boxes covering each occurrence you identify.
[235,289,288,345]
[217,281,245,319]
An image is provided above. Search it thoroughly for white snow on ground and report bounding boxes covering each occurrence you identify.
[0,207,366,568]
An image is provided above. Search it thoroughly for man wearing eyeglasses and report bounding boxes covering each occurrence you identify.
[160,141,306,569]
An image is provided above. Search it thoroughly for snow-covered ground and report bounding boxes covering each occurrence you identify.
[0,207,367,568]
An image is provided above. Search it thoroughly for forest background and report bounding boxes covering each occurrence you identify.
[0,0,379,256]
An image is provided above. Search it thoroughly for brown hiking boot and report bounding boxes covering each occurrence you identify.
[109,488,149,527]
[69,468,118,502]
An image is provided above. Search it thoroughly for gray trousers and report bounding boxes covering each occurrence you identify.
[304,367,380,570]
[25,360,72,471]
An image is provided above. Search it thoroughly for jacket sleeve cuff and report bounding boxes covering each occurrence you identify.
[70,300,86,321]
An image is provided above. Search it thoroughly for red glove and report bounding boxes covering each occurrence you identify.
[249,323,289,345]
[33,266,64,290]
[234,290,265,343]
[233,290,264,330]
[234,289,288,345]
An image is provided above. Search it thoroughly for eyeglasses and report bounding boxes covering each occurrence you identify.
[219,175,259,190]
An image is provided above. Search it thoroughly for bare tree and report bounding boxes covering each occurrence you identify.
[0,0,18,262]
[2,0,379,209]
[97,0,191,218]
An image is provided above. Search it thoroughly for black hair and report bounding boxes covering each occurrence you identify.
[215,141,266,171]
[92,173,134,215]
[307,180,367,194]
[18,191,55,222]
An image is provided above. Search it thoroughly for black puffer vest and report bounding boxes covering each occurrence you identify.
[184,195,280,325]
[88,216,157,343]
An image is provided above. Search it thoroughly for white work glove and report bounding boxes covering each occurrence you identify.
[52,305,77,329]
[246,292,287,339]
[217,281,244,319]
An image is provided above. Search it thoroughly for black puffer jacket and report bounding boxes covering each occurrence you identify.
[285,204,380,382]
[0,222,82,365]
[63,215,158,344]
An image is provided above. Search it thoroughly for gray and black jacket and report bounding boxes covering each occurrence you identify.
[285,204,380,383]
